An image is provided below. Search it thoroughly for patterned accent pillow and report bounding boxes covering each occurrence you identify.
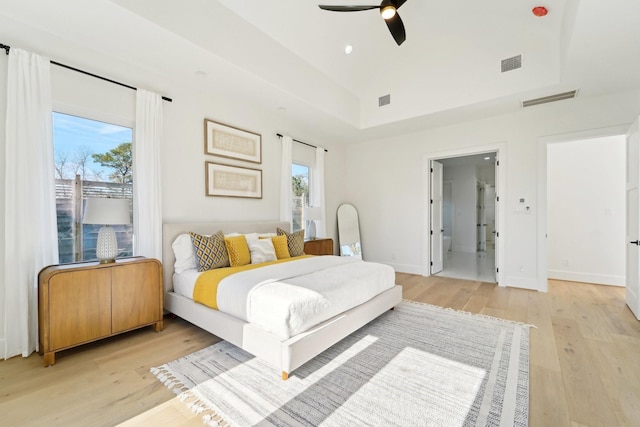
[271,235,290,259]
[276,227,305,257]
[189,230,229,272]
[224,235,251,267]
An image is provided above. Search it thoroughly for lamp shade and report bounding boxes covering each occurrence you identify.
[83,197,131,225]
[304,206,322,221]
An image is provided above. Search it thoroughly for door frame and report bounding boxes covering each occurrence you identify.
[537,124,628,292]
[423,142,507,286]
[430,160,444,274]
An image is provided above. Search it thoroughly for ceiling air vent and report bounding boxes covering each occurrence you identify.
[522,90,578,108]
[501,55,522,73]
[378,94,391,107]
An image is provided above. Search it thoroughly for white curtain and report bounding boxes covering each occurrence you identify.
[2,48,59,359]
[279,135,293,227]
[133,88,163,260]
[310,146,326,237]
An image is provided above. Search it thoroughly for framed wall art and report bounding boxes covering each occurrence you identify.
[204,119,262,164]
[205,162,262,199]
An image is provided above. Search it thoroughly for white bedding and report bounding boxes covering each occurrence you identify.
[173,256,396,340]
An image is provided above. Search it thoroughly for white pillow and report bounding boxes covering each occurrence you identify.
[249,238,277,264]
[172,233,198,273]
[244,232,259,244]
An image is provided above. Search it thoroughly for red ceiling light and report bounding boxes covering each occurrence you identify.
[532,6,548,17]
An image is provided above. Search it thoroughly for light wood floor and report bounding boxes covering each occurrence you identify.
[1,274,639,426]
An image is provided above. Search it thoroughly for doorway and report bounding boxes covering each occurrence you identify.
[537,125,628,292]
[429,152,498,283]
[546,134,626,286]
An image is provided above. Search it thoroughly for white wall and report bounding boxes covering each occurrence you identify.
[547,136,626,286]
[343,90,640,288]
[443,165,477,253]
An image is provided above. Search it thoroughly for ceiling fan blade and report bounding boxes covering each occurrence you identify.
[393,0,408,10]
[385,12,406,45]
[318,5,380,12]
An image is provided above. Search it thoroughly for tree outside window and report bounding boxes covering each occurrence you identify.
[292,164,309,232]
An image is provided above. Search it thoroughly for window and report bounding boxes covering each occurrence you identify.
[53,112,134,263]
[292,163,309,232]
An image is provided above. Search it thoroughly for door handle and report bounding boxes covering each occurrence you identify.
[630,240,640,245]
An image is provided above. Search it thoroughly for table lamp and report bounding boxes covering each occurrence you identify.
[83,197,131,263]
[304,206,322,240]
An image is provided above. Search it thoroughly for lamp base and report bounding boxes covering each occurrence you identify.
[308,221,317,240]
[96,225,118,264]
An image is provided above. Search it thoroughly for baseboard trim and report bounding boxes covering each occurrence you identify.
[547,270,625,287]
[505,276,540,291]
[384,262,423,275]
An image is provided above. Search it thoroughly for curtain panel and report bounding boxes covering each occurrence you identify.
[279,135,293,227]
[2,48,59,359]
[133,88,163,261]
[310,146,326,237]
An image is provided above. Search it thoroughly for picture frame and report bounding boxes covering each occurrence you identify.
[205,162,262,199]
[204,119,262,164]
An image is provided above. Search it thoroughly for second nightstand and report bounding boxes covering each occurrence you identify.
[304,238,334,256]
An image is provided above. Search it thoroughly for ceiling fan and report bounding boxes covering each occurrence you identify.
[318,0,408,46]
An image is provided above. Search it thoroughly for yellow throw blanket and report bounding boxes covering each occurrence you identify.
[193,256,312,310]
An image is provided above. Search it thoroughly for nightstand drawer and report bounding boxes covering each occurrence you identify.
[304,238,333,256]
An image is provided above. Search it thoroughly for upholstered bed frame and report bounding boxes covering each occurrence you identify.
[162,220,402,379]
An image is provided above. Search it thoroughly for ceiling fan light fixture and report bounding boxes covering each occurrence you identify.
[380,5,396,20]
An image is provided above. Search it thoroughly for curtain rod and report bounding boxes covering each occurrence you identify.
[277,133,328,152]
[0,43,172,103]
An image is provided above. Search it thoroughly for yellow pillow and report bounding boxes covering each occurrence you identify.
[271,235,291,259]
[224,235,251,267]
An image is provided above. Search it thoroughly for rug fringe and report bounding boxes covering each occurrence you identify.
[401,299,537,328]
[150,368,232,426]
[150,366,190,395]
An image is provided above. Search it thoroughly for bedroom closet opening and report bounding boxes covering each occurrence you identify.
[545,134,626,287]
[430,152,497,283]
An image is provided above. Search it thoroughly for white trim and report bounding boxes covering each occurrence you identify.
[547,270,625,287]
[423,142,507,286]
[537,124,629,293]
[504,276,539,290]
[385,262,423,275]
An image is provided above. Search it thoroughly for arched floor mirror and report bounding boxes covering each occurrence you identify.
[337,203,362,259]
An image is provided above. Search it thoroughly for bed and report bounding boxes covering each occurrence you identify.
[162,221,402,379]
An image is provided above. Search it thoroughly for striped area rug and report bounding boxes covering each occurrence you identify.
[151,301,531,426]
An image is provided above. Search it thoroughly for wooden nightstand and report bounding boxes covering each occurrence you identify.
[304,238,334,256]
[38,257,163,366]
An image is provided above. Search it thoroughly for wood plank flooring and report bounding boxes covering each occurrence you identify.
[1,274,639,426]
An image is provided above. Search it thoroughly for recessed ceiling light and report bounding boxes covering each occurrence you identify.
[344,44,353,55]
[484,157,491,160]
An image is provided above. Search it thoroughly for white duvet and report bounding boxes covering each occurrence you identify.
[215,256,396,340]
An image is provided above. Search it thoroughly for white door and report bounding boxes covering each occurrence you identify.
[626,117,640,320]
[431,161,444,274]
